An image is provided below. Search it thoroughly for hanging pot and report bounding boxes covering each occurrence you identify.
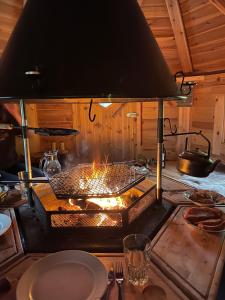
[177,133,220,177]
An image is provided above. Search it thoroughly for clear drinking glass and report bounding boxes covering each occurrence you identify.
[17,171,29,201]
[123,234,151,286]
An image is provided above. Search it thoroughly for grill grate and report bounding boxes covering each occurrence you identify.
[51,213,122,227]
[49,163,145,199]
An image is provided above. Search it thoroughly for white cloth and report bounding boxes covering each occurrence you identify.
[179,163,225,196]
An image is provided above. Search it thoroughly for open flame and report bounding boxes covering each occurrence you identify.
[87,196,126,210]
[91,157,109,179]
[79,159,114,195]
[96,213,118,226]
[69,159,127,226]
[83,160,126,210]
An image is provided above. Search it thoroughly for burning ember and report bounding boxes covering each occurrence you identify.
[68,196,126,226]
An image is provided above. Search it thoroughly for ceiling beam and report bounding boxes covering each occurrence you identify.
[176,72,225,83]
[183,69,225,77]
[137,0,144,6]
[165,0,193,73]
[209,0,225,15]
[165,0,193,153]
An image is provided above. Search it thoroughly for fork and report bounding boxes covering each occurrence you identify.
[115,261,124,300]
[104,265,115,300]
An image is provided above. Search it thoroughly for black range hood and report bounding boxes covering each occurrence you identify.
[0,0,180,101]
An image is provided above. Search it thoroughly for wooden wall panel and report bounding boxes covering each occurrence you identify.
[27,99,183,164]
[34,103,74,154]
[27,102,138,163]
[0,0,23,55]
[188,76,225,159]
[27,99,180,164]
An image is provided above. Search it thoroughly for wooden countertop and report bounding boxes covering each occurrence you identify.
[1,206,225,299]
[151,205,225,300]
[0,253,187,300]
[1,176,225,299]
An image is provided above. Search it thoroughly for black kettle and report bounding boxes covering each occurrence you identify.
[177,132,220,177]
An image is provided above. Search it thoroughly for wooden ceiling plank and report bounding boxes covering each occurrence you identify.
[189,26,225,49]
[187,16,225,39]
[142,6,169,18]
[164,0,193,73]
[181,0,211,16]
[209,0,225,15]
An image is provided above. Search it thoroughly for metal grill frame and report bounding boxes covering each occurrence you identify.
[49,163,145,199]
[32,183,156,231]
[50,212,123,228]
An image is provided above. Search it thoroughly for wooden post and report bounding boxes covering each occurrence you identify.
[136,103,142,156]
[212,95,225,155]
[156,99,164,203]
[176,107,191,154]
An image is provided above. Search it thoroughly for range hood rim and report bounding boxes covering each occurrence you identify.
[0,96,186,104]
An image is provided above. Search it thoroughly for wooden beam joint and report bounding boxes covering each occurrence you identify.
[209,0,225,15]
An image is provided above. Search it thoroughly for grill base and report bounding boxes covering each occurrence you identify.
[32,178,156,231]
[16,199,173,253]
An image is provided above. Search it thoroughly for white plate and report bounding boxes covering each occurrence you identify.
[16,250,107,300]
[0,213,11,236]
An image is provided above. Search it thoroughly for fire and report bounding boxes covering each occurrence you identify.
[68,198,75,206]
[82,160,126,209]
[91,158,109,178]
[73,158,127,226]
[79,159,115,196]
[87,196,126,210]
[96,213,118,226]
